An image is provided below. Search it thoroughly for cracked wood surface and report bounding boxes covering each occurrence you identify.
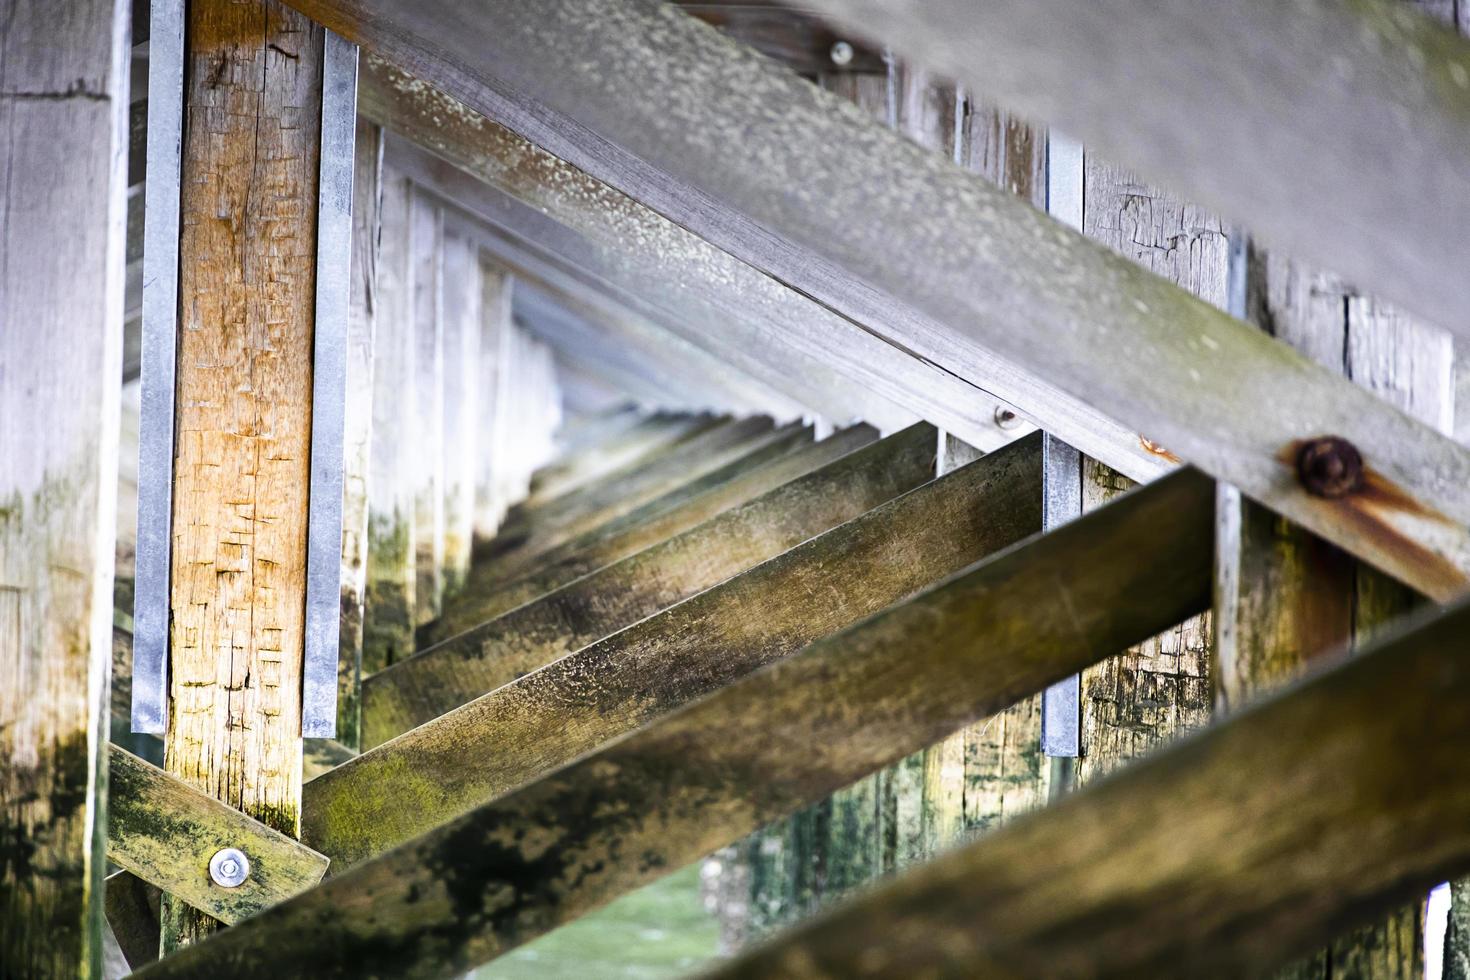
[712,593,1470,979]
[134,459,1211,980]
[162,0,321,948]
[362,423,936,747]
[287,0,1470,602]
[0,0,129,972]
[305,432,1044,868]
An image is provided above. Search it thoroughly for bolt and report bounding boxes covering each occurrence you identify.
[993,406,1022,430]
[829,41,855,67]
[1296,436,1364,499]
[209,847,250,889]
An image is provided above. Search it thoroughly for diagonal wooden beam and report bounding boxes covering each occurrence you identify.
[106,746,330,927]
[289,0,1470,602]
[447,423,860,628]
[363,423,939,746]
[311,429,1037,864]
[132,461,1212,980]
[429,419,819,641]
[712,595,1470,979]
[519,413,710,510]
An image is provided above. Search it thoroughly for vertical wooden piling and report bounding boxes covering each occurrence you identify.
[439,229,482,597]
[161,0,322,948]
[0,0,130,973]
[409,189,445,627]
[473,258,512,542]
[336,119,383,751]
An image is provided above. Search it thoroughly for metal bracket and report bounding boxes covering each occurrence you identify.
[301,30,360,739]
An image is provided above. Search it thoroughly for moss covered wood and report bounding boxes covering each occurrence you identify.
[106,747,329,926]
[0,0,129,972]
[133,464,1213,980]
[436,420,829,630]
[336,118,384,751]
[367,424,934,745]
[161,0,322,951]
[306,431,1047,866]
[712,594,1470,979]
[289,0,1470,601]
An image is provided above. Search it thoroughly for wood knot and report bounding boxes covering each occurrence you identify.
[1296,436,1364,499]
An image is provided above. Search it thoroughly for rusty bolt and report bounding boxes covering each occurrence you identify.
[993,407,1022,431]
[1296,436,1364,499]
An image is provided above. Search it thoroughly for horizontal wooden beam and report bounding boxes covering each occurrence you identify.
[365,423,939,745]
[309,429,1037,866]
[795,0,1470,337]
[107,747,330,926]
[133,461,1212,980]
[674,2,885,75]
[296,0,1470,602]
[380,124,924,437]
[430,419,819,639]
[713,595,1470,978]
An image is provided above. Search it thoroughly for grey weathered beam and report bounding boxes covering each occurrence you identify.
[364,423,938,745]
[134,458,1210,980]
[380,124,921,436]
[435,420,834,631]
[289,0,1470,602]
[106,746,331,927]
[713,596,1470,979]
[309,429,1038,866]
[519,413,709,509]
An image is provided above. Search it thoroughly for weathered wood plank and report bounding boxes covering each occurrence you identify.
[674,3,884,76]
[710,596,1470,979]
[107,746,329,926]
[481,415,777,581]
[471,257,513,540]
[0,0,130,972]
[407,188,445,627]
[336,117,383,751]
[104,869,161,972]
[307,431,1043,867]
[434,420,820,635]
[364,423,938,746]
[161,0,322,951]
[438,229,481,598]
[517,413,707,511]
[137,461,1212,980]
[361,172,418,674]
[289,0,1470,601]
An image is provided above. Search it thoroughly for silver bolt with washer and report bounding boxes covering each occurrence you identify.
[209,847,250,888]
[829,41,855,67]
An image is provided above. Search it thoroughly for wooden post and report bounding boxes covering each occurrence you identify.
[336,119,383,750]
[0,0,130,973]
[438,229,481,598]
[161,0,322,949]
[361,172,417,673]
[472,257,512,543]
[408,189,445,627]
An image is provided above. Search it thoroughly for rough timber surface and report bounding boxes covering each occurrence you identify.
[286,0,1470,602]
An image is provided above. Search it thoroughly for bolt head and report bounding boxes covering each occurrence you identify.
[209,847,250,888]
[993,406,1022,430]
[829,41,855,67]
[1296,436,1364,499]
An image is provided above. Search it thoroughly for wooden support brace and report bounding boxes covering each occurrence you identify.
[132,460,1212,979]
[516,413,711,511]
[288,0,1470,602]
[713,593,1470,979]
[106,746,329,926]
[308,428,1040,867]
[365,422,936,745]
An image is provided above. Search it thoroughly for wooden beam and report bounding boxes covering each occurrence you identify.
[336,118,384,751]
[161,0,323,949]
[471,257,514,541]
[519,413,710,509]
[134,462,1212,979]
[106,746,329,927]
[289,0,1470,602]
[436,420,833,630]
[674,3,885,76]
[381,124,920,436]
[310,429,1038,865]
[364,422,939,745]
[407,188,445,627]
[438,228,481,597]
[712,597,1470,978]
[0,0,130,972]
[105,870,161,972]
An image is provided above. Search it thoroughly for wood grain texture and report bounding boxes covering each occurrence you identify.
[136,463,1213,980]
[288,0,1470,600]
[438,230,480,597]
[0,0,129,973]
[307,433,1049,869]
[472,257,511,540]
[407,188,444,627]
[336,118,382,751]
[363,423,936,746]
[711,595,1470,980]
[162,0,322,948]
[361,172,416,673]
[442,420,830,626]
[106,746,328,926]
